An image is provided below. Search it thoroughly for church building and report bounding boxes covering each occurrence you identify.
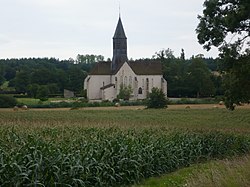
[84,16,167,101]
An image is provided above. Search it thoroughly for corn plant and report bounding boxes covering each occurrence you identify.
[0,127,250,186]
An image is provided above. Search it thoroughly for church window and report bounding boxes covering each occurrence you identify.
[138,87,142,94]
[120,76,123,85]
[124,76,128,86]
[135,77,137,81]
[129,76,132,86]
[146,78,149,94]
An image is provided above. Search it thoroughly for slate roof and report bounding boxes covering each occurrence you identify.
[89,61,112,75]
[113,17,127,39]
[128,60,163,75]
[89,60,163,75]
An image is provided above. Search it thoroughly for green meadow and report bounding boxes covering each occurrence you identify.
[0,108,250,186]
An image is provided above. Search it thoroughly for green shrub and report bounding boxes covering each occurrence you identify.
[146,87,168,108]
[117,85,132,100]
[0,95,17,108]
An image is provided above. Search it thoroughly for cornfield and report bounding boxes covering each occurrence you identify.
[0,127,249,186]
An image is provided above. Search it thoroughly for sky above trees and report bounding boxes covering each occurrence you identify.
[0,0,219,60]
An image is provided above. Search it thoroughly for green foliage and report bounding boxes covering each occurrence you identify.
[154,48,219,98]
[222,53,250,110]
[196,0,250,109]
[76,54,104,64]
[0,65,5,86]
[196,0,249,51]
[147,87,168,108]
[0,127,249,186]
[66,66,87,93]
[3,66,16,81]
[138,154,250,187]
[0,95,17,108]
[10,71,30,93]
[187,57,215,97]
[117,84,132,100]
[153,48,175,60]
[27,84,39,98]
[169,98,216,105]
[36,85,49,100]
[0,56,98,95]
[0,109,248,186]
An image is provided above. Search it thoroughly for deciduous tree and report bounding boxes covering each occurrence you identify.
[196,0,250,109]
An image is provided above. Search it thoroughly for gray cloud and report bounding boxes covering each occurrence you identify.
[0,0,218,60]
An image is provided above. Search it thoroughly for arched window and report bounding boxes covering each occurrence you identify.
[138,87,142,94]
[120,76,123,85]
[146,78,149,95]
[124,76,128,86]
[129,76,132,86]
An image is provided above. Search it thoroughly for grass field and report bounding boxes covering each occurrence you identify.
[16,97,75,106]
[0,107,250,186]
[135,154,250,187]
[1,107,250,132]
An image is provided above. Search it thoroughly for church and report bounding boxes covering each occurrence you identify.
[84,16,167,101]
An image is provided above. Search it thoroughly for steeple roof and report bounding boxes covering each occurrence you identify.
[113,17,127,39]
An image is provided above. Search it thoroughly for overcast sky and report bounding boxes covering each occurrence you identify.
[0,0,219,60]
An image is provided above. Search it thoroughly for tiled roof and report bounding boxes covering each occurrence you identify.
[128,60,163,75]
[89,60,163,75]
[89,61,112,75]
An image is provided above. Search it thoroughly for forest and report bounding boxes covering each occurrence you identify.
[0,51,222,99]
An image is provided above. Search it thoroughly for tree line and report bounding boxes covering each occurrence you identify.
[0,55,101,98]
[153,48,222,98]
[0,52,222,99]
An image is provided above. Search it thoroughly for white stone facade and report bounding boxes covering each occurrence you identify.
[84,16,167,101]
[84,62,167,101]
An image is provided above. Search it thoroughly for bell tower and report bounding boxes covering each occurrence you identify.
[112,16,128,71]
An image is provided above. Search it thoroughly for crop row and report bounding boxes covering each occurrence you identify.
[0,128,249,186]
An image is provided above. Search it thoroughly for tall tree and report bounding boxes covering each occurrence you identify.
[76,54,104,64]
[187,57,215,98]
[11,71,30,93]
[66,66,88,94]
[153,48,175,60]
[196,0,250,109]
[180,48,185,60]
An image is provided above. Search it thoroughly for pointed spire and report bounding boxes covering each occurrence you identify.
[113,17,127,39]
[112,16,128,72]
